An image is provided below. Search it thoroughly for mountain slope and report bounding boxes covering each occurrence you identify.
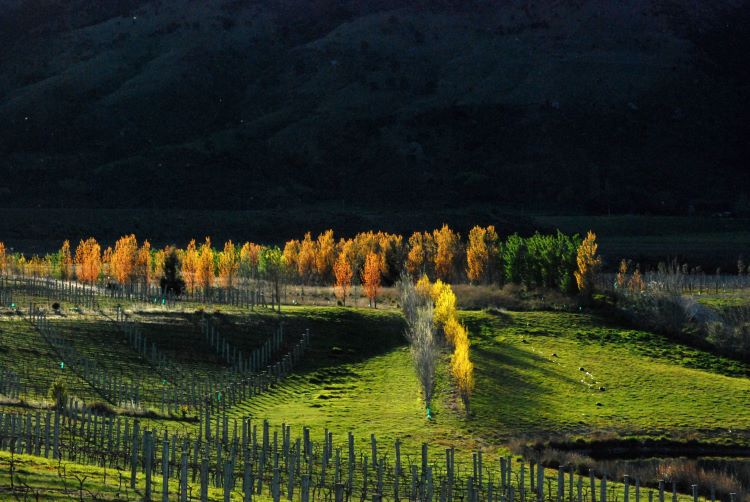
[0,0,748,212]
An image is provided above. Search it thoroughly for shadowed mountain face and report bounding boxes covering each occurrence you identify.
[0,0,748,213]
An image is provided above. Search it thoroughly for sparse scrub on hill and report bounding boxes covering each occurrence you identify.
[510,441,748,501]
[613,260,750,361]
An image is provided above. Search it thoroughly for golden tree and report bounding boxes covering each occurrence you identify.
[74,238,102,284]
[281,240,300,281]
[443,316,463,346]
[333,249,353,306]
[415,274,432,299]
[101,246,113,279]
[241,242,263,280]
[315,230,335,282]
[466,226,489,284]
[433,281,457,329]
[196,237,215,293]
[574,231,602,298]
[181,239,199,293]
[297,232,316,284]
[362,252,382,308]
[406,232,434,276]
[377,232,404,281]
[59,240,73,280]
[451,325,474,417]
[218,240,240,289]
[110,234,138,285]
[433,225,459,281]
[136,240,152,286]
[152,248,166,286]
[0,241,5,276]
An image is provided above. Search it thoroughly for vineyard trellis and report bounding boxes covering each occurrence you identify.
[0,409,736,502]
[24,304,311,417]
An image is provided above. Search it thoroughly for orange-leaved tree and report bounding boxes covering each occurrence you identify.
[110,234,138,285]
[196,237,214,294]
[74,238,102,284]
[466,226,489,284]
[333,247,353,306]
[136,240,151,286]
[218,240,239,289]
[0,241,5,276]
[362,252,382,308]
[574,231,602,298]
[433,225,460,281]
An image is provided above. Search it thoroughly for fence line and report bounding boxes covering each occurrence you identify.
[0,410,737,502]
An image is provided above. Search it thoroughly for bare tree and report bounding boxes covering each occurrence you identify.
[399,275,438,415]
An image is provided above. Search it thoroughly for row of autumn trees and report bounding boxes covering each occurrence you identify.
[0,226,600,301]
[401,275,473,418]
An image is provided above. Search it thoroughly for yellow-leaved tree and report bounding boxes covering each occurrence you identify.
[415,274,432,298]
[218,240,239,289]
[196,237,214,294]
[451,323,474,417]
[574,231,601,299]
[297,232,316,285]
[58,240,73,280]
[181,239,199,293]
[136,240,151,286]
[433,281,457,330]
[433,225,459,281]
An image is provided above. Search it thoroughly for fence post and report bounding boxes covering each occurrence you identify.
[201,457,209,502]
[162,439,170,502]
[301,474,310,502]
[624,475,630,502]
[224,460,233,502]
[658,480,664,502]
[180,447,188,502]
[129,420,140,489]
[144,431,153,502]
[245,460,254,502]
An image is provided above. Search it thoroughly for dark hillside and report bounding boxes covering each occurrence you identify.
[0,0,747,213]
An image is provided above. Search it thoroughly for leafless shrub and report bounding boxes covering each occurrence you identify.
[706,306,750,357]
